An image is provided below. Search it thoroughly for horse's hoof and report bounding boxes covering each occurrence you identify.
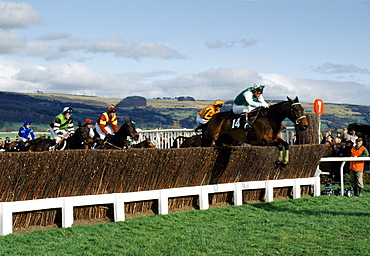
[274,161,281,169]
[279,162,287,169]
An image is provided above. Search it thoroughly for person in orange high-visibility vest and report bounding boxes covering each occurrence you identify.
[349,138,369,196]
[95,106,119,140]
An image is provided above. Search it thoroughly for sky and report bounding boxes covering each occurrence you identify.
[0,0,370,105]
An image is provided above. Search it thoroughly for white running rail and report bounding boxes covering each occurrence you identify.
[0,176,320,236]
[136,126,296,149]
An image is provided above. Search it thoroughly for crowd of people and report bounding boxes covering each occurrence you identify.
[321,127,369,197]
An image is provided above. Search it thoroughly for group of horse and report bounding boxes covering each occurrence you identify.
[7,97,310,168]
[6,118,156,152]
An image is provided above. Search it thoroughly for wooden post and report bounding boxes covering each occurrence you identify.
[295,113,319,144]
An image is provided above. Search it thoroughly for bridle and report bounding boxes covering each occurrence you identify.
[290,102,306,124]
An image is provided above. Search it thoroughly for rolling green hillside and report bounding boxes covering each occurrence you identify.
[0,91,369,132]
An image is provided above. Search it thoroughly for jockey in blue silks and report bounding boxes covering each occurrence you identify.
[15,120,35,151]
[18,121,35,142]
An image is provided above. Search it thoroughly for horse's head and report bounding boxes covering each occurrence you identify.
[77,123,93,145]
[288,96,309,131]
[123,118,139,141]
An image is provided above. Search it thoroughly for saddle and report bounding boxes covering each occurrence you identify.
[231,112,258,130]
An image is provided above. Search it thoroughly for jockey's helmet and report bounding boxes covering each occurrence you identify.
[252,83,265,94]
[108,106,117,113]
[62,107,73,114]
[84,119,94,125]
[23,121,31,126]
[213,100,224,108]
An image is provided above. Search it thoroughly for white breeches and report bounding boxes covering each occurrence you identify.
[49,126,68,143]
[95,124,114,140]
[196,114,209,125]
[232,104,254,114]
[18,137,29,142]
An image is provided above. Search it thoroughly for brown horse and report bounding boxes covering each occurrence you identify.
[67,123,94,149]
[171,135,202,148]
[100,118,140,149]
[204,96,309,168]
[131,137,156,148]
[5,136,47,152]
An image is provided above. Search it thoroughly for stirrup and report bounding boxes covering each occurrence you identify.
[244,123,252,131]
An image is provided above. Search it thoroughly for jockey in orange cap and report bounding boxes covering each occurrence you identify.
[195,100,224,132]
[95,106,118,140]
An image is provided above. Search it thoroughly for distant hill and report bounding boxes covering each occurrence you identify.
[0,91,369,132]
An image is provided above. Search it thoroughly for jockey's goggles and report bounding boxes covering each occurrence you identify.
[215,104,223,108]
[109,109,116,113]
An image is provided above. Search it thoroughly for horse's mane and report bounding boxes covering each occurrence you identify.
[250,100,291,115]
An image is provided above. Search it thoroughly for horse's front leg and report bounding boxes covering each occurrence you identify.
[275,139,290,168]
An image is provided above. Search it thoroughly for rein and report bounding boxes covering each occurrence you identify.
[104,140,124,150]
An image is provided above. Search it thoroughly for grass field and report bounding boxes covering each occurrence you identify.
[0,185,369,255]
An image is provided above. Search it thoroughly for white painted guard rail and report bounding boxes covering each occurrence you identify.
[0,176,320,236]
[319,157,370,196]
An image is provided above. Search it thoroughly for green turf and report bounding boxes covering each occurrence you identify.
[1,186,369,255]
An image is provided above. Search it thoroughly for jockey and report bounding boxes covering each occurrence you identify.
[18,121,35,142]
[50,107,75,145]
[96,105,118,140]
[196,100,224,131]
[232,83,269,130]
[16,120,35,151]
[83,119,96,139]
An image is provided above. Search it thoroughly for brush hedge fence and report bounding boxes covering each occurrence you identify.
[0,145,329,228]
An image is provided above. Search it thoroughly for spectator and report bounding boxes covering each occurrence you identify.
[349,138,369,196]
[322,131,334,145]
[336,132,342,140]
[342,128,351,141]
[331,142,344,182]
[4,137,10,147]
[0,138,4,149]
[349,130,358,144]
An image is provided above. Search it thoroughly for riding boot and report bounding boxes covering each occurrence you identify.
[195,125,203,132]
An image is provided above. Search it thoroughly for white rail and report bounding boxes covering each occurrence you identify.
[0,176,320,236]
[136,126,296,149]
[319,157,370,196]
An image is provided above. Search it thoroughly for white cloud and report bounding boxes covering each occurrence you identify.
[38,33,71,41]
[0,30,26,54]
[313,62,370,75]
[0,1,41,29]
[86,37,186,60]
[205,39,256,49]
[0,60,369,105]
